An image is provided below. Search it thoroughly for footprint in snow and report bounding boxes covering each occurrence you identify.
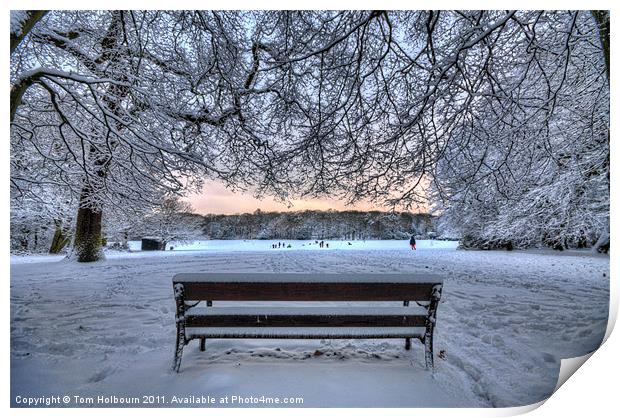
[87,366,117,383]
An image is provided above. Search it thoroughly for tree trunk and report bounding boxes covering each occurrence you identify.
[70,12,126,262]
[593,227,610,254]
[121,231,129,249]
[73,191,103,262]
[49,219,70,254]
[591,11,610,80]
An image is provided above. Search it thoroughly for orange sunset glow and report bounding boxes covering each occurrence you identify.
[186,180,427,215]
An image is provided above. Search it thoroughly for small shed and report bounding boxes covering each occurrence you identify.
[141,237,164,251]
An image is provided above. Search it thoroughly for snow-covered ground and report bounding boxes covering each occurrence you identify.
[10,240,609,407]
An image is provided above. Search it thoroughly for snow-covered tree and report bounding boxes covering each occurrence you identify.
[10,11,287,261]
[429,11,609,251]
[11,10,609,257]
[137,197,204,250]
[10,189,76,254]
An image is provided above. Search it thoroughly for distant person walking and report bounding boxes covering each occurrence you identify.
[409,235,417,251]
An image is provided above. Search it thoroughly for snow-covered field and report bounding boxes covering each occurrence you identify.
[10,240,609,407]
[130,238,460,252]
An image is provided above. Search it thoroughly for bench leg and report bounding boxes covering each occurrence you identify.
[173,325,185,373]
[403,301,412,350]
[200,337,206,352]
[424,333,434,369]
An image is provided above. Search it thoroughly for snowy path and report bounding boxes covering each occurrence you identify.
[10,246,609,407]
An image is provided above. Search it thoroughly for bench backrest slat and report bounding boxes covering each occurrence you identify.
[175,281,439,301]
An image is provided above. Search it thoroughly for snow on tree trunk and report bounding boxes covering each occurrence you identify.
[49,219,70,254]
[10,11,48,55]
[73,201,103,262]
[593,223,610,254]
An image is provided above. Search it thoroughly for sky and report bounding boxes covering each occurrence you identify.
[186,180,400,215]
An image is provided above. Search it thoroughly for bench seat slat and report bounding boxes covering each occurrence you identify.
[184,306,429,327]
[185,326,427,339]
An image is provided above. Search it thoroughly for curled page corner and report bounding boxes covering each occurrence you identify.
[550,293,616,399]
[496,400,546,416]
[493,351,602,417]
[553,352,595,393]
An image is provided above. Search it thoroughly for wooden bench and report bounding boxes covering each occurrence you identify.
[172,273,443,372]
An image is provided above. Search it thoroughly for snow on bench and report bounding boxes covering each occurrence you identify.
[174,272,444,283]
[172,273,443,373]
[184,306,431,317]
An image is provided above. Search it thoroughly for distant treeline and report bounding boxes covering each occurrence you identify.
[199,210,436,240]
